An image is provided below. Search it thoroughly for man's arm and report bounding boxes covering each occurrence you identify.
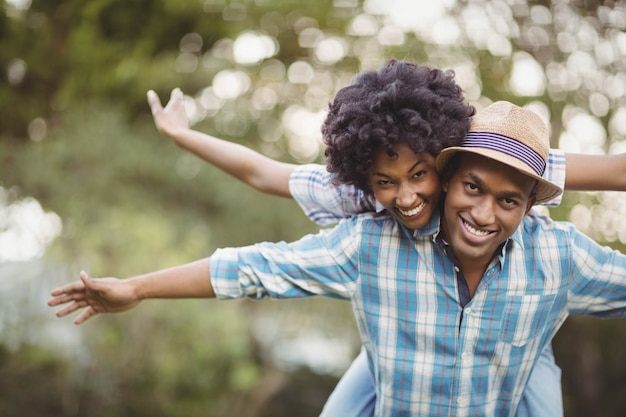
[564,153,626,191]
[49,217,362,324]
[48,258,214,325]
[148,88,295,197]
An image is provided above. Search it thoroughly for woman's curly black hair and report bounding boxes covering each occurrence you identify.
[322,59,475,195]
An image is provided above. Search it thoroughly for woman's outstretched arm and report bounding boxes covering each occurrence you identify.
[564,153,626,191]
[148,88,295,197]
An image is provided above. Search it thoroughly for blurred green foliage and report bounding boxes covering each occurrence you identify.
[3,0,626,416]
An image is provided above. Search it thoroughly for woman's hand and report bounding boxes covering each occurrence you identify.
[147,88,190,141]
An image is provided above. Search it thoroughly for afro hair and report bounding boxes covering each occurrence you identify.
[322,59,475,194]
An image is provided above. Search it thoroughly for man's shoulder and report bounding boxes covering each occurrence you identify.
[521,209,579,240]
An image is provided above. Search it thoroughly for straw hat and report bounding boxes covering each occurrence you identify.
[435,101,562,204]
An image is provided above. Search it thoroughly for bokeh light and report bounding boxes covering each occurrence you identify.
[0,189,62,262]
[233,32,278,65]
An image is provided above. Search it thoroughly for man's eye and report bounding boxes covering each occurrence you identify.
[412,170,426,179]
[465,183,478,191]
[502,198,519,207]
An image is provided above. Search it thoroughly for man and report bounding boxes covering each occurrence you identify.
[49,100,626,416]
[146,60,626,417]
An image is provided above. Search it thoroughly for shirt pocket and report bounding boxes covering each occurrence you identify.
[498,293,558,347]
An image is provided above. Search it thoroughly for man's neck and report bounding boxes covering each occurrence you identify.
[439,218,496,298]
[456,261,488,298]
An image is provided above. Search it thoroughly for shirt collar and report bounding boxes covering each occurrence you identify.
[375,199,385,214]
[509,220,525,248]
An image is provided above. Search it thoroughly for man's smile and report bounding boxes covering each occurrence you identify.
[460,216,495,240]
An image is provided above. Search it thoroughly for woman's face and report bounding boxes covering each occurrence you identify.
[368,143,442,230]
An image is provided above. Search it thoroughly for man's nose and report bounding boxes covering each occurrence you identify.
[471,197,496,225]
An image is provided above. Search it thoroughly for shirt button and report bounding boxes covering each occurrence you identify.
[461,352,467,359]
[457,397,465,405]
[454,266,460,273]
[465,307,472,315]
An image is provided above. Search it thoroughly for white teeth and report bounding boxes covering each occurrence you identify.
[463,220,490,236]
[398,202,425,217]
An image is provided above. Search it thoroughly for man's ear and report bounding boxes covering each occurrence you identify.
[442,179,449,193]
[524,194,537,216]
[440,154,458,193]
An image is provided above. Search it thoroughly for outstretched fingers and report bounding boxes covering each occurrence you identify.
[48,271,98,321]
[48,292,86,307]
[48,280,88,307]
[54,298,90,318]
[147,88,183,115]
[163,88,185,113]
[169,87,183,102]
[73,307,99,325]
[147,89,163,116]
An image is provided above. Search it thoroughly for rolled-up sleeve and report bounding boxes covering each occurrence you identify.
[289,164,377,226]
[542,149,566,207]
[565,223,626,317]
[210,217,364,301]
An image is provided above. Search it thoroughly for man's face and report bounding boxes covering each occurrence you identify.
[368,143,442,230]
[441,154,537,269]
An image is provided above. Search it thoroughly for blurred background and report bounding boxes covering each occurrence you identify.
[2,0,626,416]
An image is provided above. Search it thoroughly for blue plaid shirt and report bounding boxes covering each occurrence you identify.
[209,150,626,416]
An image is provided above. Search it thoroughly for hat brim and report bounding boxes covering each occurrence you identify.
[435,147,563,204]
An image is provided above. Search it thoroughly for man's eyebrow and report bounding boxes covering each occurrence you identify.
[466,172,485,188]
[498,190,525,200]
